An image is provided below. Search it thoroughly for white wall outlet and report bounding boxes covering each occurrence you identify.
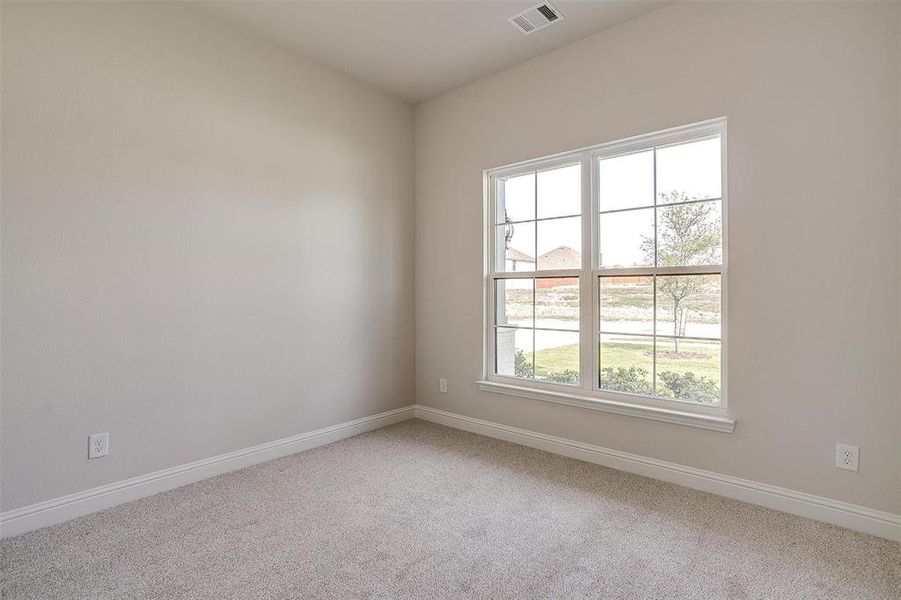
[89,433,109,459]
[835,443,858,472]
[439,378,448,393]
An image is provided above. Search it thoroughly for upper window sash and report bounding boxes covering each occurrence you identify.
[491,156,586,276]
[592,121,726,275]
[488,120,726,277]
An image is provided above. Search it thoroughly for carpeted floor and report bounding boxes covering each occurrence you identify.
[2,420,899,599]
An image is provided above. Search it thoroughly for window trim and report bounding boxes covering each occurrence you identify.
[482,118,733,432]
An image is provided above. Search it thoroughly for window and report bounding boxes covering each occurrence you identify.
[493,162,583,384]
[485,119,728,426]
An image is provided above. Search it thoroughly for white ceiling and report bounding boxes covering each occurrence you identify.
[195,1,670,104]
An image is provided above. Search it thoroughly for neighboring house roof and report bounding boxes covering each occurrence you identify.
[537,246,581,269]
[505,247,535,263]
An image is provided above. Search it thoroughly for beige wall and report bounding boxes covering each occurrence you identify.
[414,1,901,513]
[2,0,898,518]
[1,2,414,510]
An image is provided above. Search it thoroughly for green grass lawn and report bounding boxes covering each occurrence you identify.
[534,343,579,377]
[534,339,720,383]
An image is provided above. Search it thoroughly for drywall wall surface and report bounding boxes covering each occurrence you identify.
[414,1,900,513]
[1,2,414,510]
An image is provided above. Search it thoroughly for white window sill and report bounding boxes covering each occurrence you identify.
[476,380,735,433]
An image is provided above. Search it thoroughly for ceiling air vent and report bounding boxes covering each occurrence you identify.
[509,3,564,36]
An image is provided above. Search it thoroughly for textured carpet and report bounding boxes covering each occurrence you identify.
[1,420,899,599]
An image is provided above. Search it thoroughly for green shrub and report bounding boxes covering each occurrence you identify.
[657,371,719,403]
[544,369,579,384]
[599,367,652,395]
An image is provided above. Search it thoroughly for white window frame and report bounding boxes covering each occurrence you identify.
[480,118,734,433]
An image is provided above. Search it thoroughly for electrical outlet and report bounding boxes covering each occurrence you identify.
[439,378,448,393]
[835,443,858,472]
[89,433,109,459]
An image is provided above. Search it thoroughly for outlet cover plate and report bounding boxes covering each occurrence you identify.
[439,378,448,393]
[89,432,109,459]
[835,443,858,472]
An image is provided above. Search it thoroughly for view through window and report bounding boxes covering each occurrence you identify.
[490,120,725,407]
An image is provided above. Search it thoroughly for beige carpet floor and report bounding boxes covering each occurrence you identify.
[1,419,899,599]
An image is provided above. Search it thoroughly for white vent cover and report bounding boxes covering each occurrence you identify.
[508,3,564,35]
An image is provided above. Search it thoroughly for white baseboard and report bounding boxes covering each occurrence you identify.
[5,403,898,543]
[0,405,415,539]
[414,404,901,542]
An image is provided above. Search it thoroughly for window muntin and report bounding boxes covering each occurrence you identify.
[495,163,582,273]
[493,161,583,386]
[488,119,726,409]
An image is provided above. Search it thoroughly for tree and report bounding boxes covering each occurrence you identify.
[514,349,532,378]
[640,191,720,352]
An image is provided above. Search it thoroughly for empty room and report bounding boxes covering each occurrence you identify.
[1,1,899,597]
